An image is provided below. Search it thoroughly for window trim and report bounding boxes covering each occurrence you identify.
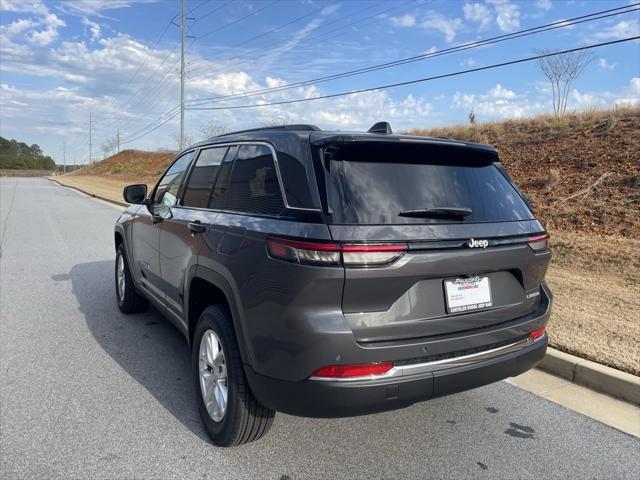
[182,141,321,213]
[150,149,197,206]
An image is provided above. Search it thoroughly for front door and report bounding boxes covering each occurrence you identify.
[136,150,195,305]
[159,146,229,324]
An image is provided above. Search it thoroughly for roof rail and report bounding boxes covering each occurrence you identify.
[368,121,392,134]
[214,124,321,138]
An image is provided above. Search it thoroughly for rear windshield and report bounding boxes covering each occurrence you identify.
[321,142,533,225]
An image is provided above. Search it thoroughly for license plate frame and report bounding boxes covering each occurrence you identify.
[444,276,493,314]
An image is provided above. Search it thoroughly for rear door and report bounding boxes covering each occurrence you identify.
[317,140,551,343]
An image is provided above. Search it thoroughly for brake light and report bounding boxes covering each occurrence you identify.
[530,327,546,342]
[266,237,406,267]
[310,361,394,379]
[528,233,550,252]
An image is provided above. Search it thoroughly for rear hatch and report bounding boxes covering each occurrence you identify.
[313,137,550,343]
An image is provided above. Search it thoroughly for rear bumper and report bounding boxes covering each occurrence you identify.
[246,335,547,418]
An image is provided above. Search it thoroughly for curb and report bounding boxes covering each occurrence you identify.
[47,177,640,406]
[540,348,640,405]
[46,176,129,207]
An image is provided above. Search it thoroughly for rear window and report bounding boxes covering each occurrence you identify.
[322,142,533,225]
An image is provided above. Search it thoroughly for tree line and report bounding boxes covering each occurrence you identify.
[0,136,56,170]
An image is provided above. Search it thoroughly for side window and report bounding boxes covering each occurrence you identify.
[224,144,285,216]
[208,146,237,210]
[153,151,194,206]
[182,147,228,208]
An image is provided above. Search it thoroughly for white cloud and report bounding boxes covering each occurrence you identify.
[593,20,640,40]
[615,77,640,106]
[0,0,48,14]
[390,14,416,27]
[27,13,65,46]
[535,0,552,11]
[82,17,101,42]
[463,3,492,30]
[487,0,520,33]
[452,83,541,119]
[460,57,477,67]
[58,0,158,17]
[425,46,438,54]
[420,11,463,43]
[598,58,616,71]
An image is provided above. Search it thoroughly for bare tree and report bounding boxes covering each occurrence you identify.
[101,135,118,157]
[537,49,594,116]
[172,132,194,150]
[199,119,226,138]
[468,108,476,125]
[261,113,294,127]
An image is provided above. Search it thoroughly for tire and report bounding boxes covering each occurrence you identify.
[115,243,148,314]
[192,305,275,447]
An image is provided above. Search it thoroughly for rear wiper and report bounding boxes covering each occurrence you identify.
[398,207,472,219]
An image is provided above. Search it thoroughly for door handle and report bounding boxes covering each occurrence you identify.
[188,222,206,235]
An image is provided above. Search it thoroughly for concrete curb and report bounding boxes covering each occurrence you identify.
[46,176,129,208]
[47,177,640,406]
[540,348,640,405]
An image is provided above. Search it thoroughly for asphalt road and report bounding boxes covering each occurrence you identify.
[1,178,639,480]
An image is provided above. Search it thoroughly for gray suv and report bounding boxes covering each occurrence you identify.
[115,123,552,447]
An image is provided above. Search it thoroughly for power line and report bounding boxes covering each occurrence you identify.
[120,108,182,146]
[186,36,639,111]
[196,0,280,40]
[192,0,235,23]
[185,0,401,76]
[186,3,640,107]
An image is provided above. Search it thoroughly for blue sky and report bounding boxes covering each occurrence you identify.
[1,0,638,164]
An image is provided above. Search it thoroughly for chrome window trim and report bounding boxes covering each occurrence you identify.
[309,334,543,382]
[189,140,321,213]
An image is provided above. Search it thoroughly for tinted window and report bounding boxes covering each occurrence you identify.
[224,145,285,216]
[153,151,194,206]
[324,143,533,224]
[278,152,315,209]
[208,146,237,210]
[182,147,227,208]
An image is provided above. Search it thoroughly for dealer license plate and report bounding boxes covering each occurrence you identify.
[444,276,492,313]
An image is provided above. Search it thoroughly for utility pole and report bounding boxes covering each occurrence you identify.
[89,112,93,165]
[63,142,66,174]
[180,0,185,151]
[116,128,120,154]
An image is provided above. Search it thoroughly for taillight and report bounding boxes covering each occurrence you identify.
[528,233,550,252]
[342,244,406,266]
[530,327,546,342]
[266,237,341,265]
[266,237,406,267]
[310,361,394,379]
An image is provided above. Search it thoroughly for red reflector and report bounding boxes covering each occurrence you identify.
[311,362,394,379]
[530,327,546,342]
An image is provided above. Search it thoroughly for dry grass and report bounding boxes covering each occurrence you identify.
[69,149,174,184]
[547,231,640,375]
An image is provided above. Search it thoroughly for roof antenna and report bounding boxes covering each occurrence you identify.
[368,121,392,134]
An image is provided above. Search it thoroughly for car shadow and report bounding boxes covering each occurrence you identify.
[68,260,209,441]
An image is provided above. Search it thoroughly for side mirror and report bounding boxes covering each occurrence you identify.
[151,204,173,224]
[123,184,147,204]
